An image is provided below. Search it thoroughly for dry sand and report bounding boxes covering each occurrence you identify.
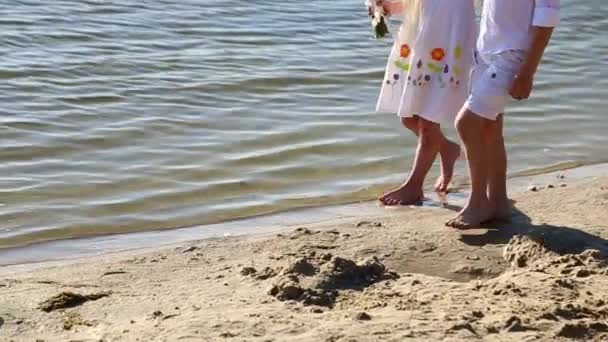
[1,175,608,341]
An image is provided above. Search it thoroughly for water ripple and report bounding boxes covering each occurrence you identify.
[0,0,606,248]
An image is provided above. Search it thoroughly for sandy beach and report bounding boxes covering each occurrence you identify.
[1,173,608,341]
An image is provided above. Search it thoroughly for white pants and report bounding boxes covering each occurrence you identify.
[464,50,525,120]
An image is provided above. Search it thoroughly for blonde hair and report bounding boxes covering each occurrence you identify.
[401,0,422,43]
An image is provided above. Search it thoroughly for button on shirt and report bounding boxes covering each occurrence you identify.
[478,0,560,54]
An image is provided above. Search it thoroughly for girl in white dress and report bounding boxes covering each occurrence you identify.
[375,0,477,205]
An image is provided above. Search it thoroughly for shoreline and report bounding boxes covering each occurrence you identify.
[1,162,607,269]
[1,168,607,340]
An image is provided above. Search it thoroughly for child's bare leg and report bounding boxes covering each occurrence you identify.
[393,116,460,193]
[486,114,511,221]
[379,117,420,203]
[434,137,461,193]
[380,117,442,205]
[446,109,493,228]
[401,116,420,134]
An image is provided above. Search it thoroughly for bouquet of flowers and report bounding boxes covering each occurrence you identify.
[365,0,390,38]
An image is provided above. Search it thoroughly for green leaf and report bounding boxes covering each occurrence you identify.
[374,18,389,39]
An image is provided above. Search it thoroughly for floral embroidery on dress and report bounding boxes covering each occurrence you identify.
[427,63,442,73]
[451,45,463,78]
[384,72,403,99]
[386,43,466,90]
[438,75,446,88]
[394,60,410,71]
[454,45,462,59]
[416,45,466,86]
[431,48,446,61]
[400,44,411,58]
[449,76,461,86]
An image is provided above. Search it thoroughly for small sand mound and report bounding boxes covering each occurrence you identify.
[285,257,317,276]
[63,312,95,330]
[557,322,608,339]
[269,281,337,307]
[240,267,257,276]
[279,227,319,240]
[241,266,278,280]
[268,256,397,308]
[316,256,398,290]
[553,304,606,320]
[39,291,112,312]
[503,234,608,272]
[503,235,555,268]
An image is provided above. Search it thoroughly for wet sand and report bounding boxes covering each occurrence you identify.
[1,173,608,341]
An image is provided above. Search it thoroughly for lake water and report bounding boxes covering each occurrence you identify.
[1,0,607,249]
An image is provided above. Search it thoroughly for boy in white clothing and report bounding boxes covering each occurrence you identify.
[447,0,560,228]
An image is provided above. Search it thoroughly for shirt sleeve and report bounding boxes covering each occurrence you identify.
[533,0,560,27]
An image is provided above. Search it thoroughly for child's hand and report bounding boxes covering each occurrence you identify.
[381,0,403,16]
[368,0,401,16]
[509,72,534,100]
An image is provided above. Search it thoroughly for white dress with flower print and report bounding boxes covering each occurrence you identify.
[376,0,477,124]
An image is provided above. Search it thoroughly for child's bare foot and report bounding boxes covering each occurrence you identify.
[445,201,494,229]
[433,141,461,193]
[379,182,423,206]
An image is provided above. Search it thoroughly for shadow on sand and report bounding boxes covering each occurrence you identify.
[458,203,608,257]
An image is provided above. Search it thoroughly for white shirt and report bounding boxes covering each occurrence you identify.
[478,0,560,54]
